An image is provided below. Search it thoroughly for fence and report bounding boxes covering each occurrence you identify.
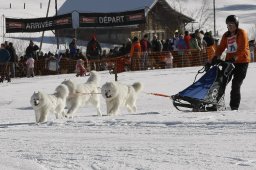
[2,46,255,78]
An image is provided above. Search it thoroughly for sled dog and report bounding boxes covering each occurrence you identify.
[61,71,102,117]
[101,81,143,116]
[30,84,69,123]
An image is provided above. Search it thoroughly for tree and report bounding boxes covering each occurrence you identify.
[168,0,212,32]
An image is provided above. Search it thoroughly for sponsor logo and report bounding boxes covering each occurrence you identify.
[81,17,96,23]
[7,22,23,29]
[127,13,144,21]
[55,18,70,25]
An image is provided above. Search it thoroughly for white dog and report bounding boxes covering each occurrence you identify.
[61,71,102,117]
[101,81,143,116]
[30,84,69,123]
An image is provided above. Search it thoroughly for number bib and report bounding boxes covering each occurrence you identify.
[227,35,237,53]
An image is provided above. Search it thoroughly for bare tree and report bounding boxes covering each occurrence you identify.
[168,0,212,32]
[194,0,212,30]
[247,25,256,41]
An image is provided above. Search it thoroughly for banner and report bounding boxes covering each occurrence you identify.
[5,13,72,33]
[79,9,145,27]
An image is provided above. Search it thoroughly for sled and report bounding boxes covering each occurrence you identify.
[172,61,235,112]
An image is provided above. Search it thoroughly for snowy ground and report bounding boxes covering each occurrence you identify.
[0,63,256,170]
[1,1,256,169]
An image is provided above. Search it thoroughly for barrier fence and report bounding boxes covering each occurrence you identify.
[0,46,255,79]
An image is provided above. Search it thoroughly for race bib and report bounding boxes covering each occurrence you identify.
[226,35,237,53]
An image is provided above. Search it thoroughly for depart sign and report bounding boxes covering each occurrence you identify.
[79,9,145,27]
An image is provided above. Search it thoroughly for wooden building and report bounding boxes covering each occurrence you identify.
[58,0,194,44]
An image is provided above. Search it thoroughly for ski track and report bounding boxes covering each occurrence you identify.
[1,111,256,170]
[0,64,256,169]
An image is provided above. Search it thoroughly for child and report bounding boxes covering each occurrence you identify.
[26,57,35,77]
[75,59,86,77]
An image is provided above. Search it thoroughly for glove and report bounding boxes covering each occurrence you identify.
[204,62,211,72]
[226,57,236,63]
[211,56,222,65]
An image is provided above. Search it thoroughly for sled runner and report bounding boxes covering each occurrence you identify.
[172,61,235,112]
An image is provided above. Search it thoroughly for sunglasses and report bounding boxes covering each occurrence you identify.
[227,23,235,27]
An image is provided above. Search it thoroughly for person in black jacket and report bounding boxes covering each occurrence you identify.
[0,43,11,82]
[86,35,102,70]
[25,40,39,59]
[6,42,18,78]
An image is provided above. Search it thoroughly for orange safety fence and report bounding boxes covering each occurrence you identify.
[12,46,254,77]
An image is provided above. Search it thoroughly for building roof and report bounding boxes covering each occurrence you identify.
[58,0,194,23]
[58,0,157,14]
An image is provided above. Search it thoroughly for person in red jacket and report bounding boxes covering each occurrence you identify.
[211,15,250,111]
[130,36,142,71]
[75,59,86,77]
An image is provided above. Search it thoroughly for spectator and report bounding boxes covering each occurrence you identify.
[249,40,255,62]
[125,38,132,54]
[177,34,187,51]
[169,30,180,51]
[162,38,171,51]
[195,29,203,49]
[86,34,102,70]
[59,54,69,74]
[130,36,142,71]
[203,31,214,47]
[184,31,191,49]
[0,43,11,82]
[204,31,216,62]
[140,34,151,69]
[25,40,39,59]
[17,56,26,77]
[118,44,126,55]
[69,38,78,58]
[25,56,35,78]
[189,33,201,51]
[75,59,87,77]
[151,34,163,52]
[6,42,18,78]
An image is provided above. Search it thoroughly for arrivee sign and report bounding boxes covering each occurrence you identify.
[5,13,72,33]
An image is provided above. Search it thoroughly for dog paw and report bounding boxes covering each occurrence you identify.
[65,114,74,119]
[132,106,137,112]
[65,115,71,119]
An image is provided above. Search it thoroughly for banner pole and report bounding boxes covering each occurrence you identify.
[55,0,59,50]
[2,15,4,42]
[40,0,51,53]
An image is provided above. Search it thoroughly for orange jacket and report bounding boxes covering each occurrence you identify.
[215,28,250,63]
[130,41,141,58]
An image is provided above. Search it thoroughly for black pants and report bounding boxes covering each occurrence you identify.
[229,63,248,110]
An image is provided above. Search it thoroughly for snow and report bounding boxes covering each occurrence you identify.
[0,1,256,169]
[0,64,256,169]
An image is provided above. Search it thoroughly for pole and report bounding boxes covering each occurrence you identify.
[213,0,216,36]
[2,15,5,42]
[55,0,59,50]
[40,0,51,52]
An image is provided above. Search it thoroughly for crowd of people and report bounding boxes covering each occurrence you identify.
[0,22,255,83]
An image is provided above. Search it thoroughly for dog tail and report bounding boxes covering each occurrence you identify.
[132,82,143,92]
[86,71,100,85]
[55,84,69,98]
